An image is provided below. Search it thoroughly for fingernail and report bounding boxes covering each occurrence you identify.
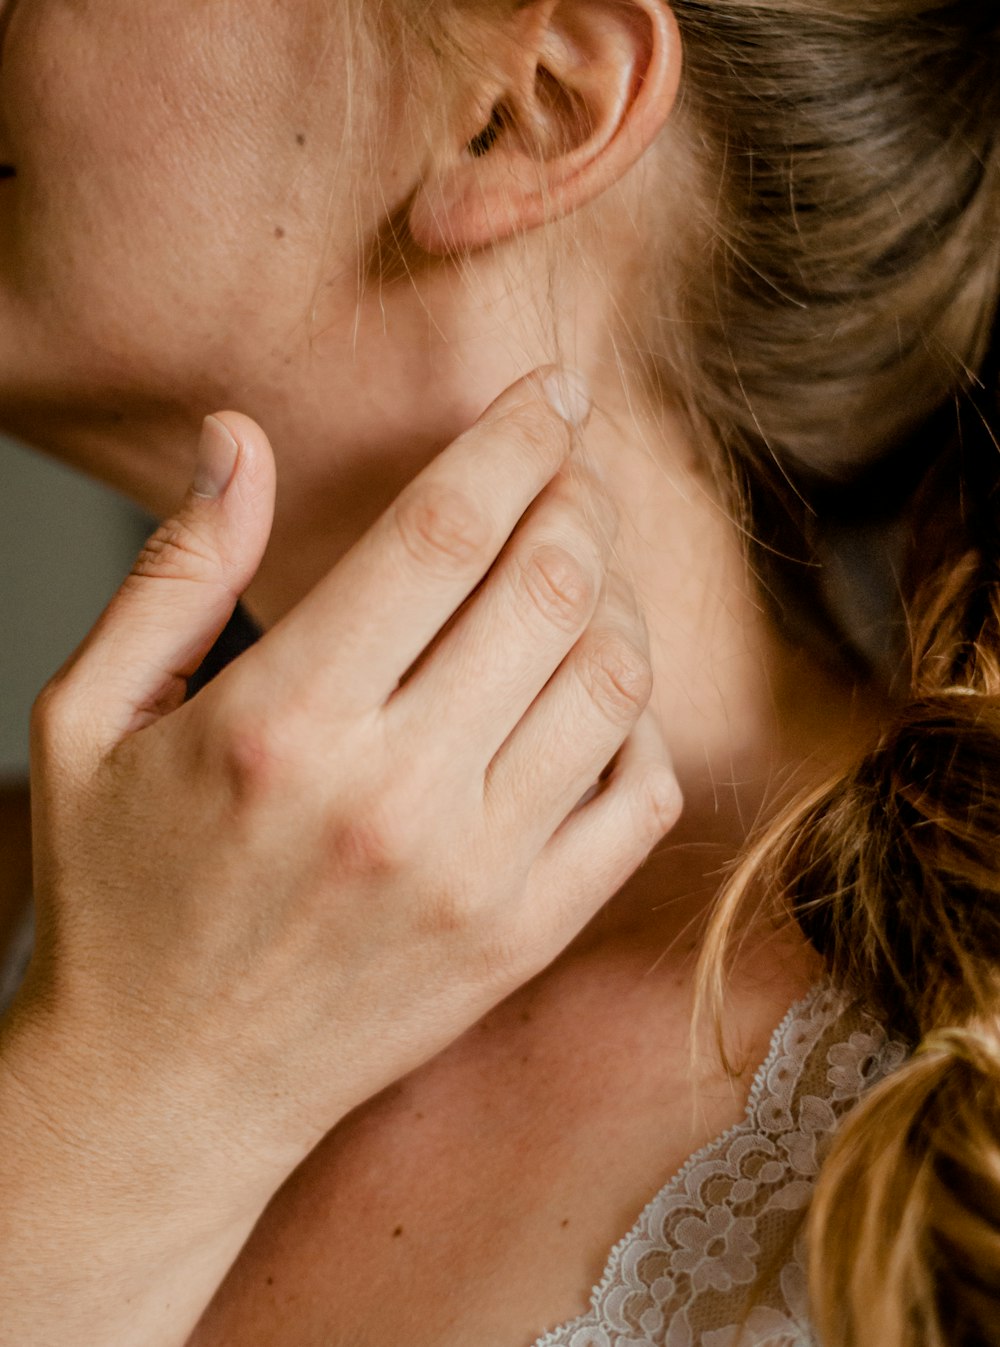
[193,416,239,499]
[541,368,592,429]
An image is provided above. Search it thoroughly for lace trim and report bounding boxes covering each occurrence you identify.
[530,982,909,1347]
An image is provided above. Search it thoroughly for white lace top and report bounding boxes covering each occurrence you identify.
[529,982,909,1347]
[0,906,907,1347]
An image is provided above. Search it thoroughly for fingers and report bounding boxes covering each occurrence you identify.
[252,367,591,721]
[482,564,659,848]
[387,458,619,763]
[35,413,276,754]
[522,704,682,948]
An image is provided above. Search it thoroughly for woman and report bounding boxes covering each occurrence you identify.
[0,1,995,1344]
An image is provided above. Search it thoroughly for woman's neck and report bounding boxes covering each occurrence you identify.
[238,376,878,955]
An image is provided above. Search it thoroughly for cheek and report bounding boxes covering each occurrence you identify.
[0,1,362,406]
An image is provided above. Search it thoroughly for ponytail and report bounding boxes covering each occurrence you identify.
[786,692,1000,1347]
[810,1025,1000,1346]
[697,308,1000,1344]
[657,0,1000,1334]
[408,0,1000,1336]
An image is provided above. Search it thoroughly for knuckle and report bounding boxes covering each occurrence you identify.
[217,713,297,802]
[501,400,571,467]
[414,886,475,940]
[30,677,76,746]
[639,767,683,834]
[584,636,653,722]
[520,543,597,632]
[324,794,414,880]
[394,481,493,573]
[30,674,95,777]
[31,676,66,726]
[129,516,217,583]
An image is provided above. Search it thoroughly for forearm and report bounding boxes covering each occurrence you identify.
[0,1006,273,1347]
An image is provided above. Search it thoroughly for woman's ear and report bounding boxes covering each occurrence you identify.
[408,0,682,254]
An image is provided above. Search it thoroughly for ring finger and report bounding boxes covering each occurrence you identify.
[481,564,655,850]
[386,459,619,765]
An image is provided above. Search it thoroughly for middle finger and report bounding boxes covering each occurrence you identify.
[387,460,619,766]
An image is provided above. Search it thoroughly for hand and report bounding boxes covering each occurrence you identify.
[19,368,681,1196]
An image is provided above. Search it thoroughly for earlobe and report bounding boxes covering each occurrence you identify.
[407,0,682,255]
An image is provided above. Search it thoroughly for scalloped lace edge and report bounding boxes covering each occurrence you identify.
[529,981,832,1347]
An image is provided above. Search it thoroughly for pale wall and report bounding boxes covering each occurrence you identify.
[0,438,147,779]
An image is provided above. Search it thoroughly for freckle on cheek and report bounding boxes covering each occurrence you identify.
[296,133,306,146]
[274,226,286,240]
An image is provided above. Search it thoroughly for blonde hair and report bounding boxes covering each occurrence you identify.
[375,2,1000,1342]
[668,9,1000,1345]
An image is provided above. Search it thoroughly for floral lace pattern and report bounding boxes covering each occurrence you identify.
[0,913,908,1347]
[531,984,909,1347]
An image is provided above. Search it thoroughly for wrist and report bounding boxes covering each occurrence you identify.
[0,996,278,1347]
[0,987,282,1229]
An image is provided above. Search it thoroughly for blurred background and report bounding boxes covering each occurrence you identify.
[0,436,147,783]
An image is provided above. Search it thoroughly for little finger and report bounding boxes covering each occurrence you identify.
[521,706,682,949]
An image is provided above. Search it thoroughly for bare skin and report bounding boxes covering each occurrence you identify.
[182,403,848,1347]
[0,1,881,1343]
[0,378,857,1347]
[185,926,815,1347]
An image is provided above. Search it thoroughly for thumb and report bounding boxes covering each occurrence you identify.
[58,412,276,749]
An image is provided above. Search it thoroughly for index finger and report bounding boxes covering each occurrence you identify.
[243,367,591,720]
